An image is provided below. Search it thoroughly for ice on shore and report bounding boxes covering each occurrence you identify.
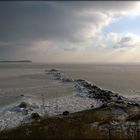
[0,69,139,130]
[0,90,102,130]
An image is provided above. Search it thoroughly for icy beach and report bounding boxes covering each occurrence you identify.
[0,92,102,130]
[0,68,139,130]
[0,69,102,130]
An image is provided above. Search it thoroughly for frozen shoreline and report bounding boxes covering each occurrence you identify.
[0,90,102,130]
[0,69,139,130]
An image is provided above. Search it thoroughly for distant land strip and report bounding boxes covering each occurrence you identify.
[0,60,32,63]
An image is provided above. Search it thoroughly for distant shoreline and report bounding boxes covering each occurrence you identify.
[0,60,32,63]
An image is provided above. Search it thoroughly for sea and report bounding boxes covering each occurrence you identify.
[0,62,140,108]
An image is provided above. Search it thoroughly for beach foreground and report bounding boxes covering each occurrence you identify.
[0,69,140,140]
[0,103,139,140]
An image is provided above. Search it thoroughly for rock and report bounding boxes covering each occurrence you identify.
[20,94,24,97]
[62,77,74,82]
[48,69,59,74]
[49,69,58,72]
[127,101,140,106]
[18,102,31,108]
[76,79,85,82]
[114,94,119,97]
[100,103,109,108]
[118,96,123,100]
[31,113,40,120]
[91,85,98,89]
[83,83,93,89]
[116,100,125,104]
[50,69,59,73]
[62,111,69,116]
[91,104,94,108]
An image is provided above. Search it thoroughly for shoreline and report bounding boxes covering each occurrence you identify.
[47,69,140,106]
[0,69,139,130]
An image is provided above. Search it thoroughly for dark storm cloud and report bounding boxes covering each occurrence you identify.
[0,1,95,44]
[0,2,57,43]
[0,1,138,45]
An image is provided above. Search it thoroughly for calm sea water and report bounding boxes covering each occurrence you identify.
[0,63,140,107]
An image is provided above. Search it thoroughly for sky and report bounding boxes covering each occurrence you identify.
[0,1,140,63]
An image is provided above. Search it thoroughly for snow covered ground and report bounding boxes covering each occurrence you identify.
[0,69,139,130]
[0,89,102,130]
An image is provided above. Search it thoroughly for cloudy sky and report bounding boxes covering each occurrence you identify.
[0,1,140,63]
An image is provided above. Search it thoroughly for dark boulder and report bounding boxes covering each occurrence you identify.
[31,113,40,120]
[48,69,59,74]
[62,111,69,116]
[51,69,57,71]
[20,94,24,97]
[114,94,118,97]
[91,85,98,89]
[83,83,93,89]
[118,96,123,100]
[50,69,58,72]
[18,102,31,108]
[100,103,109,108]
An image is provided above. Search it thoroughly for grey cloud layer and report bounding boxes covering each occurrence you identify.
[0,2,107,44]
[0,2,139,44]
[0,1,139,61]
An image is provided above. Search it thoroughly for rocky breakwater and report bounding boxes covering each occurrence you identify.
[46,69,74,82]
[46,69,140,107]
[76,79,140,106]
[75,79,128,104]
